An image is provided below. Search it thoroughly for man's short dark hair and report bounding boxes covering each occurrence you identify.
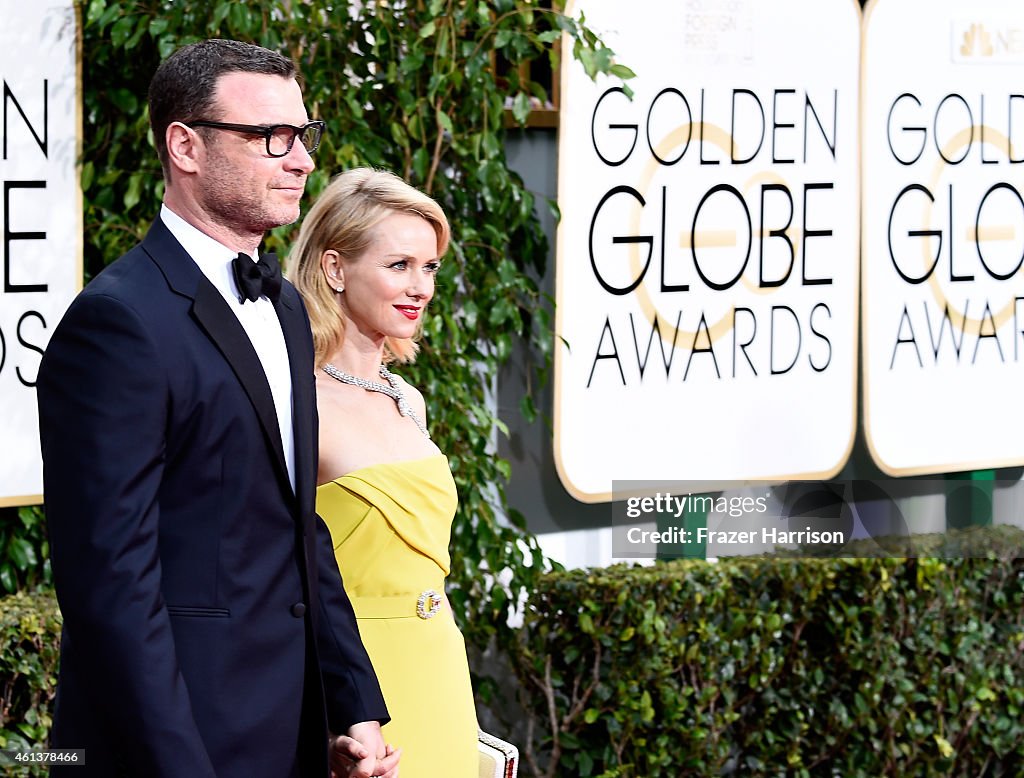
[148,39,297,179]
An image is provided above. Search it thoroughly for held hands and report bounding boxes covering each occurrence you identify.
[330,721,400,778]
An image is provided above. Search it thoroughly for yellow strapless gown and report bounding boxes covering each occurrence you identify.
[316,455,478,777]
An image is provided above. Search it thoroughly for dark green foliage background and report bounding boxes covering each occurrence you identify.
[75,0,627,660]
[1,2,626,638]
[0,509,48,595]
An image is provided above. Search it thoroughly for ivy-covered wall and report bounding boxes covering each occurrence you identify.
[2,0,626,633]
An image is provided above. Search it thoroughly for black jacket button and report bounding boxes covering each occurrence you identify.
[291,602,306,618]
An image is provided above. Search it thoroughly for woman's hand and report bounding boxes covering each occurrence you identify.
[330,722,401,778]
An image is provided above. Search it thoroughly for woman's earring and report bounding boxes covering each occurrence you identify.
[335,286,344,293]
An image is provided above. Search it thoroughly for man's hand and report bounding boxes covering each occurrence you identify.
[330,720,401,778]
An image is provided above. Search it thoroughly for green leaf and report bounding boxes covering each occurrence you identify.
[0,564,14,593]
[411,146,430,182]
[212,2,231,27]
[227,3,249,31]
[389,122,409,147]
[110,15,135,48]
[124,172,144,211]
[578,749,593,776]
[6,538,29,570]
[609,63,637,80]
[436,109,454,135]
[488,297,514,325]
[81,161,95,193]
[108,89,138,114]
[86,0,108,26]
[510,91,531,125]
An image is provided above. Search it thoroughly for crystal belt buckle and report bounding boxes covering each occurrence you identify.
[416,589,442,619]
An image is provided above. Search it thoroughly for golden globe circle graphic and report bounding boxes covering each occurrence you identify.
[621,121,809,348]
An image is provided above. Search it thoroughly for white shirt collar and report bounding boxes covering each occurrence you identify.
[160,204,259,305]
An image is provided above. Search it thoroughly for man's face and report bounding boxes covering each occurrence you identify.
[195,72,314,237]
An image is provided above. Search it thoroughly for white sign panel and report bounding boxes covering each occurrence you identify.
[862,0,1024,475]
[555,0,861,501]
[0,2,80,506]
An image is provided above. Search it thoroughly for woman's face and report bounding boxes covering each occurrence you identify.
[328,211,441,342]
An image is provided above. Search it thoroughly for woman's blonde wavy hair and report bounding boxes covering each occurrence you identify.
[287,167,450,367]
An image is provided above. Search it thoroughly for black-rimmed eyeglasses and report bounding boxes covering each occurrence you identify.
[186,120,325,157]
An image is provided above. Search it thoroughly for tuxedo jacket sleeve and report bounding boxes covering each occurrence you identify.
[38,218,386,778]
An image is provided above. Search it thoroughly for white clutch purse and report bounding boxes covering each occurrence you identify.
[478,729,519,778]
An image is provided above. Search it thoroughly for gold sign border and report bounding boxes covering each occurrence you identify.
[860,0,1024,477]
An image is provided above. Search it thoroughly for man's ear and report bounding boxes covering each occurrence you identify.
[165,122,202,175]
[321,249,344,291]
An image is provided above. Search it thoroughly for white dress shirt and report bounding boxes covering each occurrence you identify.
[160,205,296,492]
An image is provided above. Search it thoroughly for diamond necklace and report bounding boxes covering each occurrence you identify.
[321,362,430,438]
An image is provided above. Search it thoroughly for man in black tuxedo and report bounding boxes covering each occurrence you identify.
[37,39,399,778]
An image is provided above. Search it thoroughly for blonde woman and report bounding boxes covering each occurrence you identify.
[289,168,478,776]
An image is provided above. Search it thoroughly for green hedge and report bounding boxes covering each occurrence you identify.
[511,527,1024,777]
[0,590,61,777]
[5,529,1023,776]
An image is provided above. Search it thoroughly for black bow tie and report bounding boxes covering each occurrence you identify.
[232,252,282,304]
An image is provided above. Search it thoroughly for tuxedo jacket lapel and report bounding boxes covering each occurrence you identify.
[192,280,290,483]
[141,219,293,500]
